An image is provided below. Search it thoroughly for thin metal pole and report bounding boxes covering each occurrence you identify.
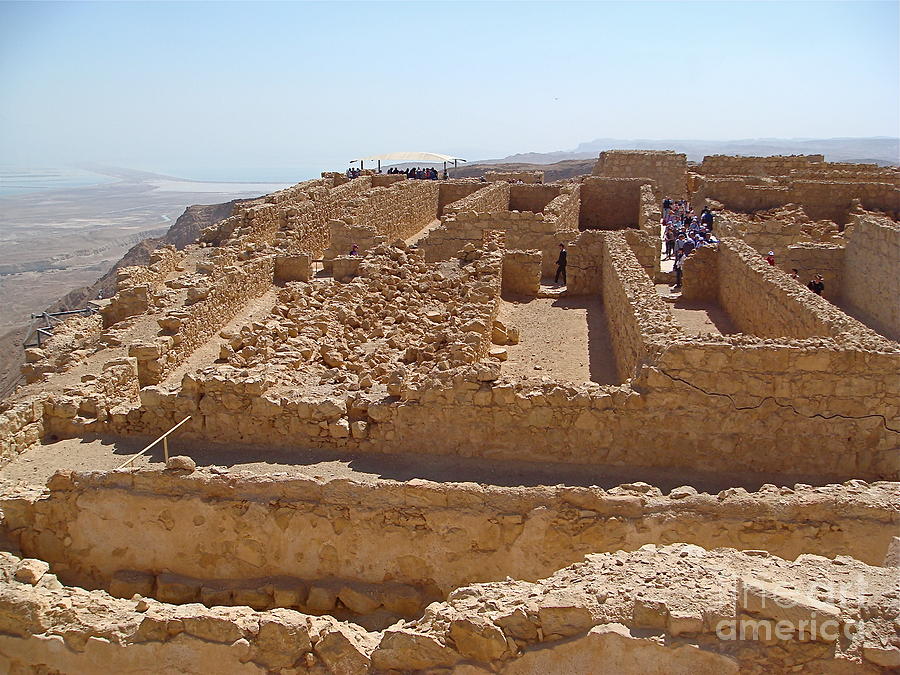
[117,416,192,470]
[163,436,169,463]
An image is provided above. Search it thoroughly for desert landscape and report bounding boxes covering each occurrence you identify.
[0,150,897,672]
[0,167,293,397]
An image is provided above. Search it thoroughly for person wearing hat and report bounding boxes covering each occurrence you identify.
[808,274,825,295]
[765,251,776,266]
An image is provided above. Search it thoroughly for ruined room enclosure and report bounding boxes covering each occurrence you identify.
[1,163,899,673]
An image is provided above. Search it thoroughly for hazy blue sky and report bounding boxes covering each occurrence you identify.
[1,0,897,176]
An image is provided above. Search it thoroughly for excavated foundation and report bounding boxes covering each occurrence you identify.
[1,468,897,631]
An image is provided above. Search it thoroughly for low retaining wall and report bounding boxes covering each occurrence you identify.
[3,471,895,601]
[129,256,274,386]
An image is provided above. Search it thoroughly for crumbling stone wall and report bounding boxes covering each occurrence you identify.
[0,396,45,465]
[4,471,895,604]
[694,176,899,224]
[501,250,542,295]
[436,181,485,215]
[698,154,825,176]
[789,165,900,186]
[508,185,560,213]
[421,208,573,277]
[712,204,843,262]
[566,231,604,295]
[204,178,371,261]
[484,170,544,183]
[544,183,581,234]
[101,246,185,328]
[716,238,889,342]
[1,544,896,673]
[680,245,719,302]
[129,256,274,386]
[593,150,687,198]
[578,177,654,230]
[693,176,789,213]
[601,233,680,380]
[441,182,510,217]
[790,180,899,224]
[842,213,900,339]
[322,180,440,266]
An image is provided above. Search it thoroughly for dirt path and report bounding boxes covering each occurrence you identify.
[496,295,619,385]
[669,299,739,336]
[161,286,278,389]
[405,218,442,246]
[0,435,839,496]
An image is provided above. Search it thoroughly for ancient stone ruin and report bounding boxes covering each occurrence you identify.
[0,151,898,672]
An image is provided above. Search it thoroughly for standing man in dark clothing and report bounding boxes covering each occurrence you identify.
[555,243,568,285]
[807,274,825,295]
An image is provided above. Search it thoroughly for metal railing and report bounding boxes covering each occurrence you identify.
[24,306,100,348]
[116,416,193,470]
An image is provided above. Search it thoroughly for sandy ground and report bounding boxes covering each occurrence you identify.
[497,295,619,385]
[161,288,279,389]
[0,434,839,497]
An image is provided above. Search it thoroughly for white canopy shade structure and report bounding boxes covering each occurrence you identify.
[350,151,466,175]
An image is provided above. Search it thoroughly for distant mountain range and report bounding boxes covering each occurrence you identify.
[476,137,899,166]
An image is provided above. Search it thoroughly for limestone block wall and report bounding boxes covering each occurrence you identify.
[508,185,561,213]
[343,180,440,240]
[592,150,687,198]
[484,170,544,183]
[842,213,900,339]
[436,180,485,215]
[694,176,899,224]
[501,250,542,295]
[566,231,604,295]
[578,177,654,230]
[129,256,275,386]
[205,178,370,259]
[421,210,566,277]
[322,180,440,265]
[4,472,896,605]
[781,243,844,302]
[693,176,789,213]
[717,238,889,343]
[680,245,719,302]
[370,174,406,187]
[101,246,185,328]
[789,166,900,186]
[637,183,662,237]
[789,180,900,223]
[623,230,660,280]
[441,182,510,217]
[601,233,680,380]
[0,396,45,465]
[712,205,844,263]
[543,184,581,235]
[698,154,825,176]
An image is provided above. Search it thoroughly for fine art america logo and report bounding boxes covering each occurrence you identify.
[714,575,878,642]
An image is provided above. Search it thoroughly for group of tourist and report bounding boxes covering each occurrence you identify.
[388,166,445,180]
[661,196,830,297]
[661,197,718,289]
[345,166,447,180]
